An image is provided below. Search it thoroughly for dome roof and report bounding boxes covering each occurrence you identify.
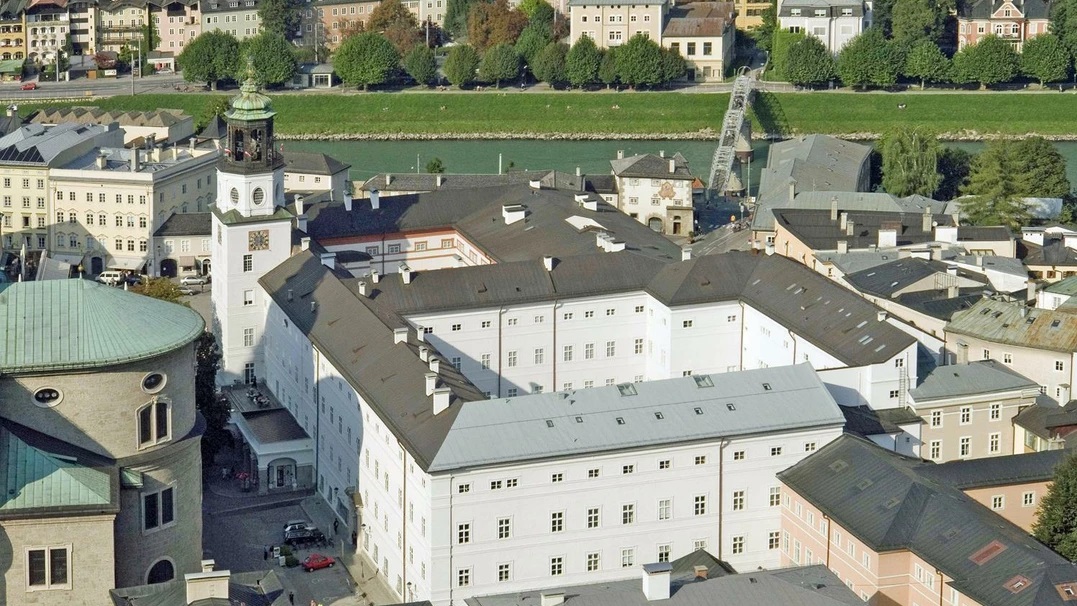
[228,58,276,121]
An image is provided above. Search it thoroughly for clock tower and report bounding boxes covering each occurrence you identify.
[210,61,294,386]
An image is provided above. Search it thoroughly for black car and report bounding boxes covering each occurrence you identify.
[285,527,326,547]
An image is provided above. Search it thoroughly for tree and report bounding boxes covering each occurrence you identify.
[404,44,437,85]
[426,157,446,173]
[131,278,185,304]
[903,39,950,88]
[1014,136,1071,198]
[517,0,550,18]
[1033,452,1077,561]
[598,47,618,88]
[951,35,1019,88]
[444,43,481,87]
[532,41,567,86]
[178,31,241,90]
[445,0,476,38]
[239,33,298,86]
[468,0,529,52]
[659,46,686,86]
[784,35,835,87]
[333,32,400,90]
[194,332,231,466]
[960,140,1032,229]
[480,43,520,87]
[94,51,116,69]
[615,33,663,88]
[1050,0,1077,60]
[565,34,601,88]
[515,22,552,66]
[751,0,778,52]
[935,147,972,200]
[769,29,804,81]
[890,0,942,45]
[879,127,942,197]
[370,0,423,53]
[873,0,897,36]
[1021,33,1071,86]
[837,28,902,89]
[258,0,301,39]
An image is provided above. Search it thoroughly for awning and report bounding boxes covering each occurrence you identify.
[108,257,145,270]
[179,256,196,267]
[50,252,85,267]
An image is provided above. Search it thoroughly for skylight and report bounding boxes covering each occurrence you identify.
[693,375,715,388]
[617,383,638,397]
[694,407,704,415]
[615,417,626,425]
[970,540,1007,566]
[726,403,736,411]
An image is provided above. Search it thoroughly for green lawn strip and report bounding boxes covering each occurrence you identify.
[15,91,1077,137]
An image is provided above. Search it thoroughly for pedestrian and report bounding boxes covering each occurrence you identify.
[333,519,339,534]
[288,591,295,605]
[263,546,268,561]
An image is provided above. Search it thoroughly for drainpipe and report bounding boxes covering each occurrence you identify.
[400,441,408,601]
[718,438,728,560]
[823,514,831,568]
[787,327,797,365]
[448,474,455,606]
[738,301,747,371]
[497,306,505,396]
[552,300,559,389]
[314,348,321,488]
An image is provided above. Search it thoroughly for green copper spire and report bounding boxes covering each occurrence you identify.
[228,56,276,121]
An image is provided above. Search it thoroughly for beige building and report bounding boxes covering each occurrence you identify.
[568,0,665,48]
[908,360,1041,463]
[201,0,263,39]
[610,151,695,235]
[0,278,206,599]
[282,150,351,195]
[0,10,27,61]
[48,143,218,276]
[661,2,735,81]
[778,434,1073,606]
[27,107,197,146]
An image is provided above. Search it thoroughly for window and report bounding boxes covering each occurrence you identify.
[550,511,564,532]
[695,455,707,465]
[683,320,693,328]
[27,546,69,589]
[563,312,574,320]
[771,446,782,456]
[507,318,517,326]
[1058,361,1066,372]
[586,552,600,571]
[490,480,503,490]
[694,495,707,515]
[622,504,635,524]
[989,432,1001,453]
[693,539,708,551]
[534,348,545,364]
[457,568,471,587]
[138,399,170,446]
[585,343,595,359]
[960,406,972,424]
[658,498,671,520]
[621,548,635,568]
[587,507,600,528]
[929,440,941,460]
[992,495,1004,509]
[733,450,745,460]
[497,563,511,582]
[889,389,900,399]
[458,483,471,494]
[634,338,644,355]
[931,410,942,427]
[143,486,175,531]
[606,341,616,357]
[451,323,461,331]
[1023,491,1035,507]
[456,522,471,544]
[770,486,781,506]
[1004,353,1013,364]
[243,328,255,347]
[983,349,991,360]
[441,238,454,249]
[658,544,671,562]
[551,473,563,483]
[479,353,491,370]
[990,403,1001,420]
[507,351,517,367]
[659,459,671,469]
[242,254,252,272]
[732,536,745,554]
[585,310,594,318]
[769,531,781,549]
[732,490,745,510]
[960,437,971,457]
[497,517,511,539]
[550,556,563,576]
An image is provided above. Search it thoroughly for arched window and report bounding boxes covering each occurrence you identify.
[56,233,65,248]
[69,234,77,248]
[147,559,174,584]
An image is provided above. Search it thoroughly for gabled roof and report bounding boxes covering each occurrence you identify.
[960,0,1050,20]
[0,420,113,513]
[1044,276,1077,297]
[894,288,987,321]
[27,106,191,128]
[282,150,350,176]
[947,298,1077,353]
[359,170,584,194]
[0,279,204,374]
[918,449,1066,490]
[154,212,211,237]
[779,434,1077,606]
[1020,238,1077,268]
[611,152,693,180]
[774,208,1007,252]
[198,115,227,140]
[845,258,987,299]
[909,360,1039,402]
[111,569,289,606]
[663,2,735,37]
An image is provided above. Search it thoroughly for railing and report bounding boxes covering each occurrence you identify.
[707,67,755,195]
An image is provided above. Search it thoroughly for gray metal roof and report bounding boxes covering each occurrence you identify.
[430,363,845,471]
[845,258,986,299]
[241,408,310,443]
[359,170,583,194]
[1020,238,1077,268]
[918,449,1066,490]
[282,150,350,176]
[910,360,1039,403]
[154,212,211,237]
[663,2,735,37]
[778,434,1077,606]
[466,559,862,606]
[947,298,1077,354]
[610,153,693,179]
[774,208,1007,252]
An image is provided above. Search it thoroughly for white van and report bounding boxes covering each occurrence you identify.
[96,271,124,286]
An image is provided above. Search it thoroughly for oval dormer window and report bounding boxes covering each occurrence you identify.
[252,187,265,206]
[142,372,167,394]
[32,387,63,407]
[230,187,239,206]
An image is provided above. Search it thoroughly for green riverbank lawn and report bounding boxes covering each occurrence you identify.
[18,91,1077,137]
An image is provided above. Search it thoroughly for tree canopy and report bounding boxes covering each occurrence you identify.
[959,137,1069,229]
[879,127,942,197]
[479,43,521,86]
[1050,0,1077,60]
[533,41,568,86]
[615,33,664,88]
[515,21,553,66]
[404,44,437,85]
[1021,33,1071,85]
[784,35,835,87]
[194,332,231,465]
[445,0,474,37]
[238,33,297,86]
[178,31,240,89]
[565,34,601,88]
[890,0,943,44]
[468,0,529,52]
[769,29,804,81]
[903,39,950,88]
[257,0,301,39]
[333,32,401,90]
[838,28,903,88]
[598,47,618,88]
[369,0,423,53]
[951,35,1019,88]
[1033,452,1077,561]
[444,43,481,87]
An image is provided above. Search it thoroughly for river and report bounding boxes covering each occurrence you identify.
[280,139,1077,196]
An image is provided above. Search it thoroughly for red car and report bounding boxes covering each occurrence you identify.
[20,82,37,90]
[302,554,335,572]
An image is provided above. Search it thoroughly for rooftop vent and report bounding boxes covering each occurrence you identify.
[1004,575,1032,594]
[856,478,874,491]
[694,407,704,415]
[545,419,554,428]
[726,403,736,411]
[762,383,772,391]
[1054,583,1077,601]
[883,497,901,509]
[541,593,566,606]
[615,417,626,425]
[654,412,664,420]
[829,460,848,473]
[575,416,583,423]
[502,204,526,225]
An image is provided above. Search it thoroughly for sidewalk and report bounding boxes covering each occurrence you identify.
[300,495,400,606]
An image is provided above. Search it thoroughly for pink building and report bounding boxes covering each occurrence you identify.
[152,0,201,54]
[957,0,1049,51]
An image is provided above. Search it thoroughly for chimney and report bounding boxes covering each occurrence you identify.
[1061,383,1071,404]
[400,262,413,284]
[419,345,430,362]
[385,173,392,186]
[297,214,308,231]
[529,179,542,190]
[1028,279,1038,302]
[425,372,437,396]
[4,104,13,117]
[846,219,855,237]
[185,570,231,605]
[682,247,692,261]
[200,560,216,573]
[642,563,673,601]
[669,159,675,174]
[878,228,897,248]
[765,242,775,256]
[370,190,380,210]
[956,342,969,365]
[830,196,838,221]
[839,211,849,231]
[433,386,451,415]
[617,150,625,160]
[935,225,958,244]
[660,150,666,158]
[358,281,368,297]
[877,310,887,322]
[931,246,944,261]
[287,289,293,301]
[344,193,353,212]
[436,174,443,187]
[947,284,959,298]
[393,327,408,344]
[788,182,795,203]
[300,237,311,251]
[502,204,526,225]
[429,357,440,373]
[575,166,581,177]
[541,593,566,606]
[310,301,317,313]
[189,137,196,152]
[145,133,156,150]
[295,195,305,215]
[837,240,848,254]
[542,255,555,271]
[922,209,933,232]
[95,152,107,170]
[320,252,335,268]
[946,266,957,277]
[130,148,139,172]
[371,269,380,284]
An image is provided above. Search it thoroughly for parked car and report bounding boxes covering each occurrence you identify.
[20,82,37,90]
[124,273,144,285]
[302,554,335,572]
[283,520,313,535]
[180,274,210,286]
[285,526,325,547]
[95,270,124,286]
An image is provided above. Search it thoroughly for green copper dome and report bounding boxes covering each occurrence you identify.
[228,58,276,122]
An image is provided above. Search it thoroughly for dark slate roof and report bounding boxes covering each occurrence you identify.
[198,115,227,140]
[610,152,693,180]
[585,174,618,194]
[909,360,1040,402]
[774,208,1005,251]
[111,569,288,606]
[302,184,682,264]
[845,258,987,299]
[1046,400,1077,430]
[1013,398,1065,440]
[0,108,25,136]
[282,150,350,176]
[894,288,986,321]
[918,449,1066,489]
[240,408,310,443]
[663,2,735,37]
[258,251,485,470]
[359,170,584,194]
[779,434,1077,606]
[1020,238,1077,268]
[153,212,211,237]
[960,0,1049,20]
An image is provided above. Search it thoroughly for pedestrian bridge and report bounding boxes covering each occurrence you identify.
[707,69,755,197]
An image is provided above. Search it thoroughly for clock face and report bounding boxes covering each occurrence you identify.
[248,229,270,251]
